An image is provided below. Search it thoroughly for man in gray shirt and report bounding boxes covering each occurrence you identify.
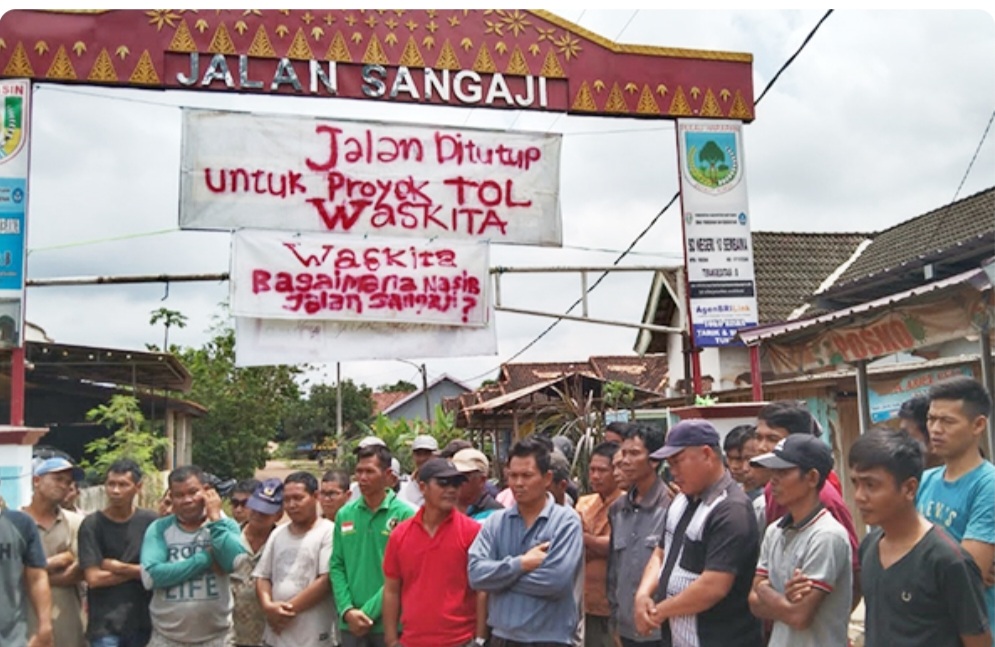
[1,505,53,647]
[607,423,671,647]
[748,435,852,647]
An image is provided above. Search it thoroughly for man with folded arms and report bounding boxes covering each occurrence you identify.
[748,435,852,647]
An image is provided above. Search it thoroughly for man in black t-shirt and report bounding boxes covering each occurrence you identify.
[634,419,762,647]
[78,459,158,647]
[849,428,990,647]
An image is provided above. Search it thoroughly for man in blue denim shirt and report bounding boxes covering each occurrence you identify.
[468,437,583,647]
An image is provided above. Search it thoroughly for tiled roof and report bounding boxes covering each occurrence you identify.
[752,231,869,323]
[499,355,669,394]
[827,186,995,294]
[588,355,669,393]
[371,391,411,415]
[501,361,596,392]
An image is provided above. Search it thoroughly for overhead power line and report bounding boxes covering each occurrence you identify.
[462,9,836,384]
[952,105,995,202]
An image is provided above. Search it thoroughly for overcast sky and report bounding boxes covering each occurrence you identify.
[19,9,995,392]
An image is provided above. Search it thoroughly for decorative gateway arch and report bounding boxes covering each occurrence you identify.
[0,10,758,392]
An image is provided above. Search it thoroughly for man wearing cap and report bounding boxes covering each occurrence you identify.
[255,472,336,647]
[230,478,283,647]
[331,444,415,647]
[754,401,860,602]
[398,435,439,509]
[78,458,158,647]
[634,419,762,647]
[453,449,503,522]
[748,436,853,647]
[22,457,86,647]
[141,464,247,647]
[383,457,486,647]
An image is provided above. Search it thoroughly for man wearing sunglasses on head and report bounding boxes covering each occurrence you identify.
[383,458,486,647]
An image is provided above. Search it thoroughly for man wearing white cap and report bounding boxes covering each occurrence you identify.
[398,435,439,509]
[22,457,86,647]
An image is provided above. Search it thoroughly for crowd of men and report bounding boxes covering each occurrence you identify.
[1,375,993,647]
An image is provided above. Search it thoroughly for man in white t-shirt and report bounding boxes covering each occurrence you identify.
[254,471,335,647]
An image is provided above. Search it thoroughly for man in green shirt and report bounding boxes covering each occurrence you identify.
[330,444,414,647]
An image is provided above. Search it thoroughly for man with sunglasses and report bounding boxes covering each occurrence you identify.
[230,480,260,527]
[383,458,486,647]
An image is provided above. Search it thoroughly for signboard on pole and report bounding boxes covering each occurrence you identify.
[230,229,490,327]
[180,109,563,246]
[0,79,30,348]
[677,119,759,347]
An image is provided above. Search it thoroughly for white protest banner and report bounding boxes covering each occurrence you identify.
[180,109,562,245]
[234,316,498,366]
[677,119,759,347]
[231,229,490,327]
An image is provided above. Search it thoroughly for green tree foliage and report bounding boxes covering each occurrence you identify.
[148,307,188,352]
[281,381,374,445]
[82,395,171,482]
[378,380,417,393]
[348,404,465,474]
[603,380,635,413]
[179,321,302,479]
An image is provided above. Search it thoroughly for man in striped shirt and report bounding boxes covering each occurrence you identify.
[634,419,762,647]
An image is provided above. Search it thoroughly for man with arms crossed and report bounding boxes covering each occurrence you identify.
[22,457,86,647]
[748,435,852,647]
[468,437,584,647]
[78,459,159,647]
[383,457,485,647]
[141,465,246,647]
[255,472,335,647]
[851,428,990,647]
[916,377,995,635]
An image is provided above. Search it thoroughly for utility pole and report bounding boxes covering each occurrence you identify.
[336,362,343,441]
[420,363,431,425]
[397,359,431,425]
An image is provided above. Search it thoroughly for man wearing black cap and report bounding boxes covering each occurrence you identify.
[633,419,762,647]
[382,458,485,647]
[747,435,852,647]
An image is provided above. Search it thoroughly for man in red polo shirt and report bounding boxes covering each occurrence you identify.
[382,458,486,647]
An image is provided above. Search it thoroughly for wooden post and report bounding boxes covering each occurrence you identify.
[9,347,25,426]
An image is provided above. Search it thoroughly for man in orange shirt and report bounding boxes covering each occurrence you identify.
[576,442,624,647]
